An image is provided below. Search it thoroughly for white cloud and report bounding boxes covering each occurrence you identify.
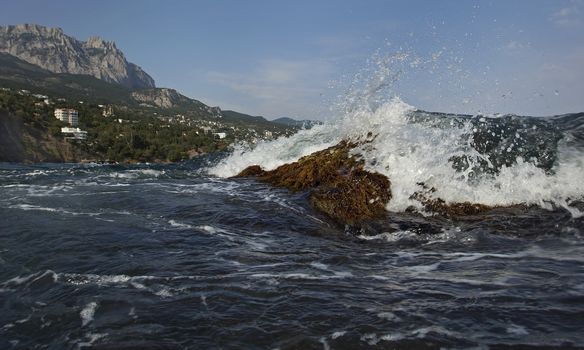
[502,40,526,51]
[550,0,584,28]
[207,58,335,118]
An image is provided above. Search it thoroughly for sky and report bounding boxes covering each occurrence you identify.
[1,0,583,120]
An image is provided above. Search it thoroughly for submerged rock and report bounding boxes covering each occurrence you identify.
[235,141,392,225]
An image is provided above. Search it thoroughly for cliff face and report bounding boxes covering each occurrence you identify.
[0,24,155,89]
[131,88,196,109]
[131,88,222,117]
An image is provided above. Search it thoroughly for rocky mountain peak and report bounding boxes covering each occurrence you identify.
[5,23,63,35]
[84,36,116,50]
[0,24,155,89]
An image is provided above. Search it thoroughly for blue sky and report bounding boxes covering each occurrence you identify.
[1,0,583,119]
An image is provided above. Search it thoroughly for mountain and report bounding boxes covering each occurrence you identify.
[0,52,136,104]
[221,110,277,127]
[0,53,214,110]
[0,24,155,89]
[272,117,322,128]
[0,53,275,124]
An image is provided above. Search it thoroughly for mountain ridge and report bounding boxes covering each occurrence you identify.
[0,24,155,89]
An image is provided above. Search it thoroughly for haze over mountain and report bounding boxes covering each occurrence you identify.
[0,24,155,89]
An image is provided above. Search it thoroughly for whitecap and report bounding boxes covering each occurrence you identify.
[331,331,346,339]
[357,230,417,242]
[0,270,58,290]
[208,92,584,216]
[80,301,98,327]
[168,220,193,229]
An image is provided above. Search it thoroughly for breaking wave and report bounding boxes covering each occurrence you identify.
[210,50,584,216]
[210,99,584,215]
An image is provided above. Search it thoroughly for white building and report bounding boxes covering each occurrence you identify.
[214,132,227,139]
[54,108,79,126]
[61,127,87,141]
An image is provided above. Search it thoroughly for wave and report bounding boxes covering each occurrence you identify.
[210,98,584,215]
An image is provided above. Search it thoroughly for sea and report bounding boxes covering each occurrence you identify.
[1,96,584,349]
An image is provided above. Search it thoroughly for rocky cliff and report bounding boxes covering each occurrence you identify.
[0,24,155,89]
[132,88,200,109]
[131,88,223,118]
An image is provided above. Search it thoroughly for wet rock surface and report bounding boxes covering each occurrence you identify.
[409,182,494,218]
[234,141,558,229]
[235,141,392,225]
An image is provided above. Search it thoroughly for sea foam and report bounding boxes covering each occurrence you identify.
[208,53,584,215]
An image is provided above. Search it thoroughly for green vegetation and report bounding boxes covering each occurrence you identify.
[0,88,65,134]
[0,52,300,163]
[76,103,226,162]
[0,88,295,163]
[0,53,136,105]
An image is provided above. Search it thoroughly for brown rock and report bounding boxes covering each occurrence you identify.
[409,184,493,217]
[235,141,392,225]
[234,165,266,177]
[236,141,506,226]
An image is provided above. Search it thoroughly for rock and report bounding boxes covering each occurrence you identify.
[234,165,265,177]
[409,182,494,217]
[236,141,505,227]
[131,88,204,109]
[236,141,392,225]
[0,24,155,89]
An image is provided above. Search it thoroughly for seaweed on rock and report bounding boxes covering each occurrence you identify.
[235,140,501,227]
[235,141,392,225]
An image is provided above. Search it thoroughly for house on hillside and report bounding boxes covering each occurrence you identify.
[61,127,87,141]
[54,108,78,126]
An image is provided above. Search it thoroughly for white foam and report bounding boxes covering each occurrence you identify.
[411,325,455,338]
[379,333,405,342]
[0,270,58,290]
[80,301,98,327]
[196,225,232,235]
[15,315,31,324]
[331,331,346,339]
[7,204,103,218]
[168,220,193,229]
[357,230,417,242]
[61,273,143,287]
[360,325,457,345]
[319,337,330,350]
[10,204,58,212]
[77,332,106,348]
[209,90,584,215]
[250,272,351,281]
[208,124,340,177]
[108,169,165,179]
[361,333,381,346]
[154,288,174,298]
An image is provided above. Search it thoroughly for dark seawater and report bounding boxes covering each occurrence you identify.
[1,160,583,349]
